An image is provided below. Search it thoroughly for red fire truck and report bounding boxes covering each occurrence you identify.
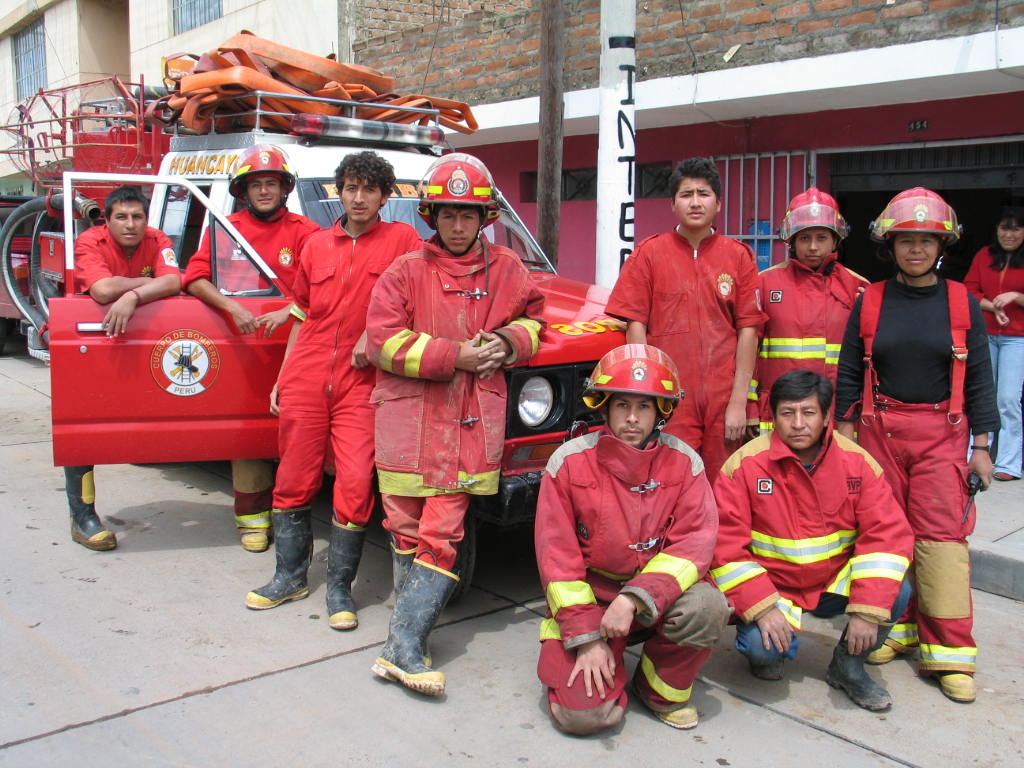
[0,75,625,585]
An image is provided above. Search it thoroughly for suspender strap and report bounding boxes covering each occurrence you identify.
[856,282,886,422]
[946,279,971,421]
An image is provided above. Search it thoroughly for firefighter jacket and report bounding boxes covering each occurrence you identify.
[74,225,179,293]
[183,208,319,293]
[276,217,421,399]
[751,255,867,428]
[535,428,719,649]
[964,246,1024,337]
[711,429,913,628]
[367,236,545,496]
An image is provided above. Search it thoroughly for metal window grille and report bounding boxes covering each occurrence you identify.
[14,18,47,100]
[172,0,222,35]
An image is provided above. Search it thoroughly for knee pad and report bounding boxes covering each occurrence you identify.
[914,541,971,619]
[661,582,732,649]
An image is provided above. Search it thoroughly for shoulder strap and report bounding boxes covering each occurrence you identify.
[946,279,971,420]
[856,282,887,420]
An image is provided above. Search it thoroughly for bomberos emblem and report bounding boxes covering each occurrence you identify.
[717,272,735,297]
[151,329,220,397]
[447,168,470,197]
[631,359,648,382]
[278,247,293,266]
[914,204,929,223]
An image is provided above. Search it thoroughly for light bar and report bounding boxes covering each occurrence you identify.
[291,114,445,149]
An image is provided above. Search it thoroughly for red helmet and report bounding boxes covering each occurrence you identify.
[229,144,296,199]
[417,153,500,227]
[778,188,849,242]
[582,344,683,417]
[869,187,961,243]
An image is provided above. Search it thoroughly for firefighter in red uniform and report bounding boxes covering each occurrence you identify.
[606,157,764,484]
[535,344,729,734]
[184,144,320,553]
[712,370,914,711]
[366,153,545,696]
[751,189,867,432]
[836,188,999,704]
[66,185,182,549]
[244,151,421,632]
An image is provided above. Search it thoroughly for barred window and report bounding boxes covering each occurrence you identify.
[172,0,222,35]
[14,18,47,100]
[522,163,672,202]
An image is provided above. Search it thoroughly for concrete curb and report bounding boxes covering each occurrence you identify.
[971,539,1024,601]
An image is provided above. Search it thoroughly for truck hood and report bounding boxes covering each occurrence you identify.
[528,272,626,366]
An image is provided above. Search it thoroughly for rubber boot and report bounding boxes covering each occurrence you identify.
[390,546,432,667]
[825,640,892,711]
[65,466,116,551]
[245,508,312,609]
[372,561,457,696]
[326,523,365,630]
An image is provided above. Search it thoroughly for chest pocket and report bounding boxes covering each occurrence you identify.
[308,262,336,317]
[652,289,691,335]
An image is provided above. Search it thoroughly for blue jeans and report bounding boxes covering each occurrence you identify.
[735,577,913,666]
[989,335,1024,478]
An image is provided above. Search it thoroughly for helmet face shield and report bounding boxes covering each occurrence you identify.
[870,187,961,243]
[583,344,683,417]
[778,189,849,242]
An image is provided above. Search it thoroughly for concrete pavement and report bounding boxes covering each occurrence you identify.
[1,338,1023,767]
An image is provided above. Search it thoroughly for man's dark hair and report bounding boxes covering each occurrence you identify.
[769,369,834,415]
[335,151,396,198]
[668,157,721,200]
[104,185,150,219]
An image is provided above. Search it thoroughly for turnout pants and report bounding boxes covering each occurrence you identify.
[858,395,977,675]
[381,493,470,572]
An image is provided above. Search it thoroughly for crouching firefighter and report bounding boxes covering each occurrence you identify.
[712,370,915,711]
[535,344,731,735]
[365,153,545,696]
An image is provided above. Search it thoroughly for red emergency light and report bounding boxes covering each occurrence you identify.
[291,113,445,150]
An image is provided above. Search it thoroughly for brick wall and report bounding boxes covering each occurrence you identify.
[351,1,531,41]
[353,0,1024,105]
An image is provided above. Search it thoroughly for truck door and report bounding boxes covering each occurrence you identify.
[49,175,292,467]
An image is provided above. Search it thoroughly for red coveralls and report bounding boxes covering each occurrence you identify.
[711,430,913,630]
[183,208,320,529]
[606,231,764,482]
[366,236,545,571]
[752,255,866,431]
[535,428,727,715]
[274,218,422,526]
[74,225,179,292]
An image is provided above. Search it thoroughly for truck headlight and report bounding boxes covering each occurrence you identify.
[517,376,554,427]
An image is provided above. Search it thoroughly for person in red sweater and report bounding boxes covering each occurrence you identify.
[245,152,422,634]
[183,144,320,552]
[67,185,182,550]
[964,205,1024,481]
[712,369,914,711]
[535,345,729,734]
[751,189,866,433]
[606,157,764,484]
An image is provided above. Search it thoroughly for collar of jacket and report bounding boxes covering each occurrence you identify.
[787,252,838,275]
[594,427,662,485]
[422,234,490,277]
[332,215,382,239]
[766,423,835,470]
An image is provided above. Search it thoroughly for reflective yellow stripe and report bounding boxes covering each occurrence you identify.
[888,623,919,647]
[588,567,633,581]
[376,468,499,496]
[825,343,841,365]
[750,529,856,564]
[82,470,96,505]
[380,329,415,373]
[332,520,366,532]
[747,378,758,401]
[759,336,828,360]
[920,644,978,666]
[711,560,767,592]
[424,185,444,194]
[640,654,691,703]
[235,511,270,529]
[759,421,774,433]
[402,333,431,378]
[539,617,561,641]
[776,597,803,630]
[508,317,542,355]
[642,553,698,593]
[472,186,492,196]
[546,580,597,616]
[289,303,307,322]
[825,561,853,596]
[848,552,909,582]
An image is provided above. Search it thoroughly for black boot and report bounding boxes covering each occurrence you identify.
[326,523,365,630]
[389,545,431,666]
[372,561,457,696]
[826,640,892,711]
[65,466,116,551]
[245,508,312,609]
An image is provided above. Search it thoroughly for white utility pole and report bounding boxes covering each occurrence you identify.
[594,0,636,288]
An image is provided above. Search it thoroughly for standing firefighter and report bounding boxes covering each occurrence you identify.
[751,189,866,433]
[366,153,545,696]
[244,151,421,631]
[184,144,320,552]
[535,344,729,734]
[66,185,182,550]
[836,188,998,703]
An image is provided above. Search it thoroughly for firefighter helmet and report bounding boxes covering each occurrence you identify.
[869,187,961,243]
[229,144,296,199]
[582,344,683,417]
[778,188,850,242]
[417,153,500,226]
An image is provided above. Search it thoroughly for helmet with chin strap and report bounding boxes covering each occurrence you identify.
[778,188,849,242]
[869,187,961,243]
[417,153,500,228]
[582,344,683,417]
[229,145,296,202]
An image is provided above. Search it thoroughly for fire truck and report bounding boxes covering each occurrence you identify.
[0,68,625,586]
